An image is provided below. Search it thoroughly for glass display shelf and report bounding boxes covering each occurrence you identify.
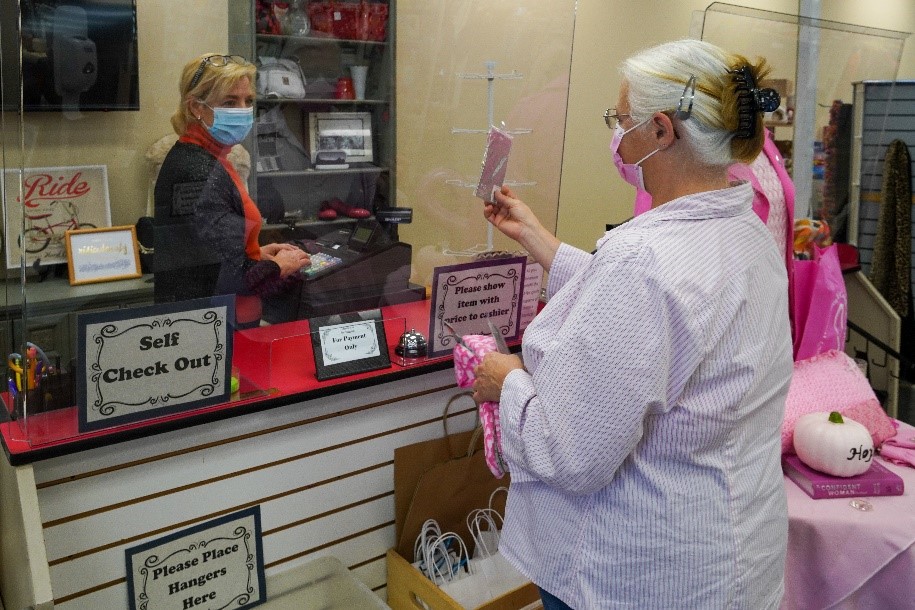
[257,97,388,105]
[257,33,388,48]
[258,165,388,178]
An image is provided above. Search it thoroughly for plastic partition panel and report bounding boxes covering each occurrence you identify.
[0,1,257,447]
[698,2,908,227]
[0,0,574,449]
[395,1,576,285]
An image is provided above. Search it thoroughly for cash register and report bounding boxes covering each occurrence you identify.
[262,218,425,322]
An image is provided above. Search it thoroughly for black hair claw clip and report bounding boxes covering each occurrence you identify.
[730,65,781,139]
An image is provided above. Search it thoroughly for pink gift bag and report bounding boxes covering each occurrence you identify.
[453,335,507,478]
[791,244,847,362]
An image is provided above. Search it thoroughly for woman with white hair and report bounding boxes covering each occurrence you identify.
[154,53,311,327]
[472,39,792,609]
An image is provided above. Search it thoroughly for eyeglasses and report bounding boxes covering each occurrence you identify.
[188,55,250,91]
[605,75,697,129]
[603,108,630,130]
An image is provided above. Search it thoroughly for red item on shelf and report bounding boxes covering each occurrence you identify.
[318,201,338,220]
[835,242,860,273]
[327,198,371,219]
[334,77,355,100]
[256,0,284,34]
[307,1,336,37]
[307,1,388,41]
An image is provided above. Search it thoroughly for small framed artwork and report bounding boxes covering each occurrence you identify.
[309,308,390,381]
[307,111,373,163]
[65,225,142,285]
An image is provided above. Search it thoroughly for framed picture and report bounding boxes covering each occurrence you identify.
[307,111,373,163]
[2,165,112,269]
[65,225,142,285]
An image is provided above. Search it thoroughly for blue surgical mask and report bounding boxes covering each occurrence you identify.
[202,103,254,146]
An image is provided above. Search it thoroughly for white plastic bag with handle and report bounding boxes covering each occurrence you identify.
[467,488,530,600]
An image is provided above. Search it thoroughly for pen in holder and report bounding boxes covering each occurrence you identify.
[6,345,73,419]
[31,366,74,414]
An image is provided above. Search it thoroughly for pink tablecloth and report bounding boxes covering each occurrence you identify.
[782,457,915,609]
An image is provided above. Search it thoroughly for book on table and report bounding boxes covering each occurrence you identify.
[782,455,905,499]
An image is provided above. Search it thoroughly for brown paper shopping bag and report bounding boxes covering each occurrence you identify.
[388,394,539,610]
[394,392,508,560]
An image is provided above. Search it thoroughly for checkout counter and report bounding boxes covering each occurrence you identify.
[0,291,471,609]
[0,205,498,609]
[0,211,472,609]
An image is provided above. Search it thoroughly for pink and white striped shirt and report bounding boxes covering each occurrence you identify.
[499,182,792,609]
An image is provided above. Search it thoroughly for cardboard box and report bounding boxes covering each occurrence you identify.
[386,548,538,610]
[386,429,540,610]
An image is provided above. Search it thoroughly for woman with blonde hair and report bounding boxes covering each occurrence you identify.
[472,39,791,609]
[154,53,310,327]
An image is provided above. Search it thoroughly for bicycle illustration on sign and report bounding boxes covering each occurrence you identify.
[18,200,97,255]
[3,165,111,269]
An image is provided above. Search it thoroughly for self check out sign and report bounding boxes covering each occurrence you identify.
[100,332,213,383]
[77,296,234,432]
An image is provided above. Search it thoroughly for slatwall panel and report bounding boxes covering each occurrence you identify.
[30,369,478,609]
[853,81,915,300]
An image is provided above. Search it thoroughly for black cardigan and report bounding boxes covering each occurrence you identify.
[153,140,285,304]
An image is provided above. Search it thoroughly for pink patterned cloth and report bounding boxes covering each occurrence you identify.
[880,419,915,468]
[783,350,897,454]
[453,334,506,478]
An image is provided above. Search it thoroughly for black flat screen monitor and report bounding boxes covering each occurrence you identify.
[1,0,140,111]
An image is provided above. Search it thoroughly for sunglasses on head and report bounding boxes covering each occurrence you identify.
[188,55,250,90]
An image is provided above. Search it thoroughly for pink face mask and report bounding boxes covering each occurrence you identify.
[633,189,654,217]
[610,119,659,216]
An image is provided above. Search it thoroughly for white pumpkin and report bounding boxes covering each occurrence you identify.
[793,411,874,477]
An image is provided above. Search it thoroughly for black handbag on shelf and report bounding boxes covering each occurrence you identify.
[135,216,154,274]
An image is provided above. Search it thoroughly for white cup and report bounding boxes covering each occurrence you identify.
[350,65,369,100]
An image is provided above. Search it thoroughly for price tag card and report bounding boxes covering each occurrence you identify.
[475,125,513,203]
